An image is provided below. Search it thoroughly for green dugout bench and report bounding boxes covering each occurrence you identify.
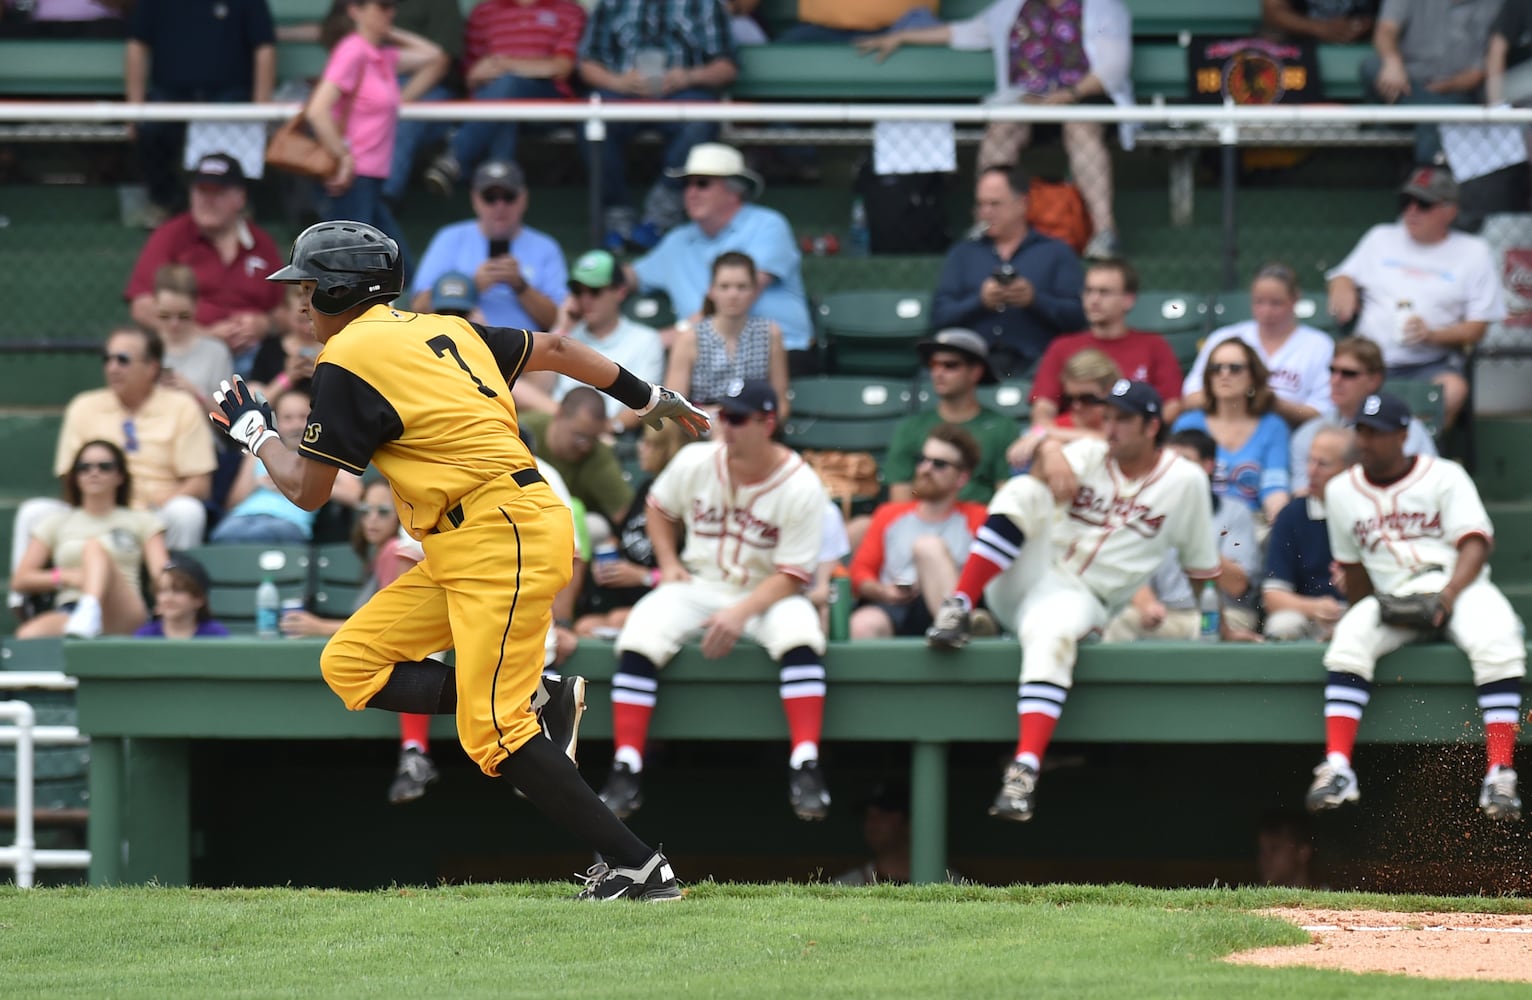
[63,637,1523,887]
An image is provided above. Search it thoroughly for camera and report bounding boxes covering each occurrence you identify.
[993,263,1017,285]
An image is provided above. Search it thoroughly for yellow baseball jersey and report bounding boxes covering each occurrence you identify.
[299,305,538,538]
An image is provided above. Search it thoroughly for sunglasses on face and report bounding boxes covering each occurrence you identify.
[916,454,960,472]
[1401,195,1439,212]
[359,504,393,517]
[1062,393,1104,408]
[74,461,119,474]
[102,352,137,366]
[1329,365,1367,379]
[719,410,758,426]
[928,358,968,372]
[685,177,716,190]
[570,284,606,298]
[1209,362,1248,376]
[478,189,520,205]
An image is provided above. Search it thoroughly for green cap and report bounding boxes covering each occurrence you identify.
[569,249,619,290]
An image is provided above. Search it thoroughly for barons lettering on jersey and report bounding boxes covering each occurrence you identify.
[1349,510,1444,551]
[1068,485,1168,538]
[690,498,782,548]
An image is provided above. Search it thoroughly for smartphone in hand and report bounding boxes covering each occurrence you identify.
[488,238,510,258]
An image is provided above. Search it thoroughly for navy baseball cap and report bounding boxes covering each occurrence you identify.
[1103,379,1162,418]
[718,378,778,416]
[1354,392,1412,432]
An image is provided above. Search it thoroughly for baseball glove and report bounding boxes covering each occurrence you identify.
[1376,593,1449,631]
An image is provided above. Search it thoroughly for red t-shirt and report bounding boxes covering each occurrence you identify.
[1029,329,1184,407]
[123,215,285,325]
[464,0,586,93]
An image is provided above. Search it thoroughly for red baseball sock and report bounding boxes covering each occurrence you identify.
[1486,722,1518,772]
[1014,712,1058,764]
[399,713,430,753]
[782,694,824,754]
[1325,715,1360,764]
[954,516,1024,607]
[611,701,654,760]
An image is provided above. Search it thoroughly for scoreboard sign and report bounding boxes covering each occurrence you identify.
[1187,35,1323,105]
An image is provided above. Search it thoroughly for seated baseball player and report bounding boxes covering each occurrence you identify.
[1262,426,1353,642]
[848,425,989,639]
[1306,392,1524,822]
[925,380,1222,822]
[599,379,833,821]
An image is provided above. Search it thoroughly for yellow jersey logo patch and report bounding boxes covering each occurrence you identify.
[304,422,322,444]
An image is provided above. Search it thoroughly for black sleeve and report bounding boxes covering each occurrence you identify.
[469,323,534,387]
[298,362,403,475]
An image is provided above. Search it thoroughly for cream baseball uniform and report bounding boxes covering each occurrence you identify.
[985,437,1221,688]
[615,441,828,665]
[1323,456,1525,685]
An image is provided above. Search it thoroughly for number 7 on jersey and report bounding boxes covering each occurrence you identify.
[427,334,498,398]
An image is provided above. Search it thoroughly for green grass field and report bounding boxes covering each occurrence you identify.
[3,883,1531,998]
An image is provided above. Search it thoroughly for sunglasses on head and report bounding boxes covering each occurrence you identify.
[74,460,119,474]
[1209,362,1248,376]
[1062,392,1104,408]
[916,453,960,472]
[685,177,716,190]
[102,352,136,366]
[1329,365,1367,379]
[478,188,520,205]
[719,410,758,426]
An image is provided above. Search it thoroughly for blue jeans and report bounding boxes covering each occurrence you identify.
[384,79,454,203]
[1359,53,1475,165]
[450,74,565,171]
[209,513,310,545]
[587,87,721,210]
[320,175,412,279]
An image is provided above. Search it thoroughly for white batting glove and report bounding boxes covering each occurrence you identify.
[637,384,711,436]
[210,375,280,455]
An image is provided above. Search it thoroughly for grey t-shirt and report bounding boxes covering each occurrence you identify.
[165,335,235,403]
[1381,0,1501,82]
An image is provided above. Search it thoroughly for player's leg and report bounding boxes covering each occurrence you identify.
[1446,580,1527,820]
[928,475,1055,649]
[320,559,457,713]
[752,595,831,820]
[1307,597,1410,812]
[989,577,1109,822]
[601,579,721,817]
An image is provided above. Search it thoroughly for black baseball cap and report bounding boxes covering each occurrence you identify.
[915,327,998,385]
[718,378,778,416]
[189,152,246,187]
[1354,392,1412,432]
[472,159,524,196]
[1103,378,1162,418]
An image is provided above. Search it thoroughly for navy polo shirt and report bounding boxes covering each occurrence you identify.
[1263,495,1342,600]
[129,0,276,93]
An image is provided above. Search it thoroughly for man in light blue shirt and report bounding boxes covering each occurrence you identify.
[629,144,815,361]
[409,160,567,330]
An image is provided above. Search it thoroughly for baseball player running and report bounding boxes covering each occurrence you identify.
[212,221,708,902]
[1307,392,1524,821]
[600,379,832,822]
[926,380,1221,821]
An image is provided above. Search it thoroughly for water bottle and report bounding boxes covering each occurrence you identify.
[1198,581,1221,643]
[849,197,870,257]
[255,549,286,639]
[829,571,852,641]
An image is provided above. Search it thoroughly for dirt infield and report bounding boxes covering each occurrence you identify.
[1226,909,1532,983]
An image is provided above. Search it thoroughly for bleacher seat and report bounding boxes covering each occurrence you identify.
[783,414,903,457]
[818,290,931,377]
[976,381,1034,422]
[0,412,65,497]
[185,544,310,629]
[310,542,364,620]
[622,289,676,330]
[786,375,915,421]
[1129,291,1207,336]
[0,351,100,407]
[1383,379,1447,440]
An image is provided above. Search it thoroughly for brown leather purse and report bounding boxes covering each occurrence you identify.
[265,87,351,180]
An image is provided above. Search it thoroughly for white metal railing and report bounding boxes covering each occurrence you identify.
[0,673,91,889]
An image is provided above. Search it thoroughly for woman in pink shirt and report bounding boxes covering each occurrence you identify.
[306,0,447,265]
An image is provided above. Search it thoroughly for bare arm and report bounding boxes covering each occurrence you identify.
[129,294,159,332]
[124,39,148,105]
[1443,536,1492,607]
[1217,554,1250,599]
[677,57,737,90]
[469,54,574,86]
[174,473,212,502]
[646,508,688,581]
[305,79,352,160]
[855,24,954,61]
[253,43,276,104]
[1327,274,1360,325]
[514,283,559,331]
[662,327,696,394]
[1271,396,1321,427]
[250,437,343,512]
[1029,399,1059,429]
[1341,563,1374,604]
[329,471,365,507]
[1260,490,1290,525]
[12,538,67,594]
[579,59,632,92]
[1425,320,1489,350]
[1488,33,1509,105]
[392,27,449,100]
[142,531,171,581]
[767,323,791,423]
[224,453,259,508]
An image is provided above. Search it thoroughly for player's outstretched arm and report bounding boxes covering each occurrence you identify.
[526,332,710,436]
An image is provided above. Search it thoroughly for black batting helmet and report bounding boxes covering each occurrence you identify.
[266,221,403,316]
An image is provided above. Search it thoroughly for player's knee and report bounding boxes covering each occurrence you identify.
[849,606,892,639]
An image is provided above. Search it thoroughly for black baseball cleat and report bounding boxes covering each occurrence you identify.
[926,597,972,649]
[534,673,587,765]
[1480,766,1522,822]
[599,761,644,819]
[1305,759,1360,813]
[988,761,1038,822]
[788,760,831,821]
[574,848,682,902]
[387,746,439,805]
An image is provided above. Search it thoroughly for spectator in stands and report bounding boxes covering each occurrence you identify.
[249,283,321,396]
[1288,336,1437,494]
[124,0,274,224]
[124,153,286,372]
[577,0,737,251]
[1007,347,1118,470]
[1362,0,1502,163]
[779,0,939,42]
[1256,810,1320,889]
[12,440,169,639]
[422,0,586,195]
[1327,166,1505,430]
[134,555,231,639]
[1264,425,1354,641]
[573,421,689,639]
[664,252,791,419]
[520,250,663,435]
[809,500,853,634]
[521,387,635,528]
[1171,338,1292,522]
[1183,263,1335,428]
[409,160,567,331]
[849,425,988,639]
[307,0,448,260]
[1487,2,1532,107]
[151,264,235,411]
[886,329,1017,505]
[930,166,1086,379]
[1102,428,1261,641]
[1025,257,1183,435]
[1261,1,1377,44]
[210,384,365,544]
[626,143,816,366]
[857,0,1135,260]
